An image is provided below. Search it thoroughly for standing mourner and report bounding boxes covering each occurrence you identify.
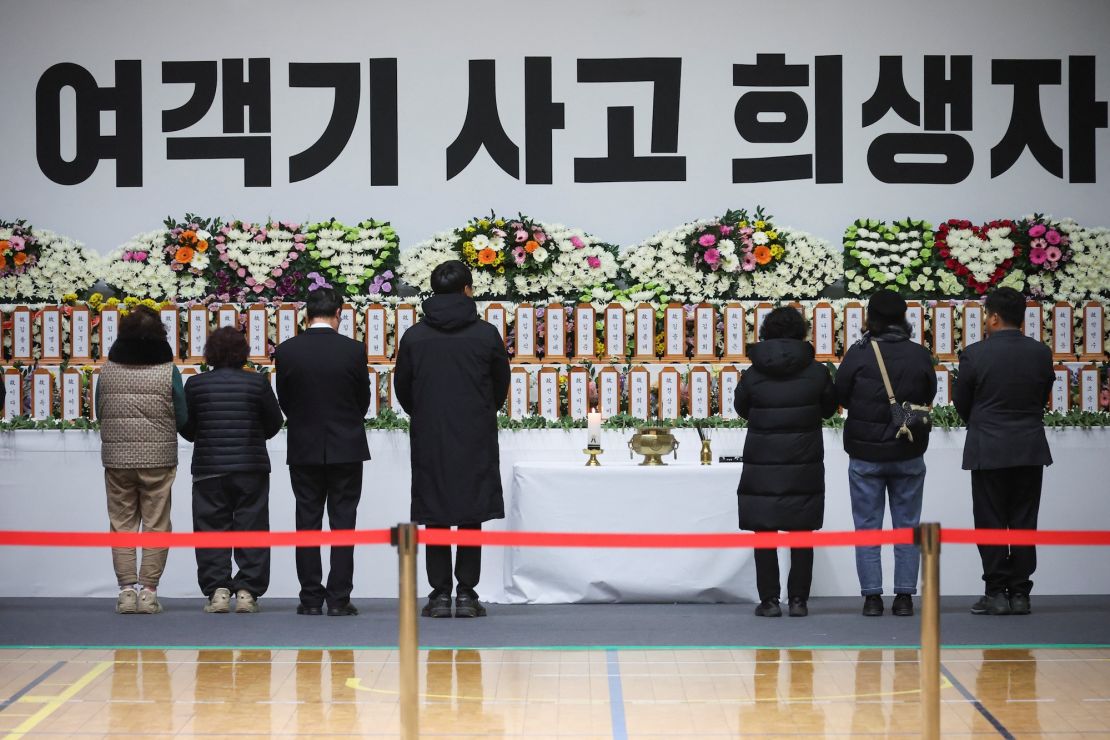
[394,260,510,618]
[96,306,188,614]
[835,290,936,617]
[735,306,838,617]
[954,287,1055,616]
[180,327,283,614]
[275,288,371,617]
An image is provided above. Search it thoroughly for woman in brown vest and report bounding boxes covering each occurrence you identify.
[97,306,188,614]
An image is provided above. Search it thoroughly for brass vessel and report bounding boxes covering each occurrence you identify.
[628,426,680,466]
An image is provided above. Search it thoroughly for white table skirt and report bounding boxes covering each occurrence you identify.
[1,428,1108,601]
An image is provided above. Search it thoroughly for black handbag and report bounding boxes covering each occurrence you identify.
[871,341,932,443]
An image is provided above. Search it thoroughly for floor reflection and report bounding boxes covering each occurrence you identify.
[294,649,355,733]
[850,648,919,735]
[976,649,1040,734]
[738,649,826,734]
[425,648,505,735]
[109,649,171,735]
[194,649,272,736]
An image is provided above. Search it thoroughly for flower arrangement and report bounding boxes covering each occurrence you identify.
[934,219,1020,296]
[1017,218,1110,301]
[211,220,310,301]
[0,220,41,279]
[686,207,785,276]
[842,218,957,297]
[742,226,841,300]
[0,226,102,302]
[304,218,400,298]
[102,215,218,301]
[1015,215,1072,278]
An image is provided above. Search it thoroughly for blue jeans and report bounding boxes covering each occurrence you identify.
[848,456,926,596]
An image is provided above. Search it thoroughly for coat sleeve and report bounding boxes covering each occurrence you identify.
[834,345,860,409]
[352,344,370,416]
[954,349,976,423]
[274,348,290,415]
[734,370,753,419]
[259,376,284,438]
[818,365,838,418]
[179,376,197,442]
[1039,346,1055,407]
[393,335,414,414]
[490,331,510,410]
[171,366,189,432]
[922,350,938,405]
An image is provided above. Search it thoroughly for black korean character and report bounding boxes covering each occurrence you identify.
[732,53,842,183]
[863,55,973,184]
[162,58,271,186]
[36,61,143,186]
[574,58,685,182]
[993,57,1107,182]
[447,58,565,183]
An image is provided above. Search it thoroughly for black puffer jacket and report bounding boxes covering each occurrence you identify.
[180,368,284,476]
[835,327,937,462]
[735,339,837,532]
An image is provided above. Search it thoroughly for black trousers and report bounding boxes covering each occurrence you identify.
[192,473,271,598]
[971,466,1043,596]
[754,543,814,602]
[289,462,362,608]
[425,523,482,597]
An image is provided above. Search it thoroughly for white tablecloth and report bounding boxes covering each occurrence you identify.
[1,428,1108,601]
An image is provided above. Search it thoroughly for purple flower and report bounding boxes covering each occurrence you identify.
[306,272,332,292]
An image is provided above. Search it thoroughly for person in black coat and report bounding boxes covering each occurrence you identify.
[274,288,371,617]
[180,327,283,613]
[835,290,936,618]
[735,306,837,618]
[394,260,510,619]
[954,287,1054,616]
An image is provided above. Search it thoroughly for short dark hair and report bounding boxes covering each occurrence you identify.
[118,305,167,341]
[305,288,341,319]
[985,286,1025,328]
[430,260,473,294]
[760,306,807,341]
[204,326,249,369]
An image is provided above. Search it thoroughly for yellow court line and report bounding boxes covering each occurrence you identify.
[3,661,111,740]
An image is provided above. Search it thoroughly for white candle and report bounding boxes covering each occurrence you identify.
[587,409,602,448]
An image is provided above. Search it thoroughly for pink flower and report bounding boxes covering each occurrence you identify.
[570,236,585,249]
[1100,389,1110,409]
[739,227,754,237]
[219,253,230,263]
[1030,238,1048,250]
[587,255,601,269]
[237,268,248,278]
[703,248,721,266]
[252,284,265,293]
[264,279,276,289]
[288,252,299,261]
[134,251,148,261]
[1045,229,1061,245]
[245,277,257,286]
[512,246,526,266]
[1045,246,1062,263]
[10,235,25,250]
[293,234,305,243]
[698,233,717,248]
[1029,247,1047,265]
[533,231,546,243]
[719,225,733,235]
[272,268,283,277]
[742,254,757,271]
[1028,223,1047,238]
[253,233,266,242]
[280,261,290,270]
[515,230,528,243]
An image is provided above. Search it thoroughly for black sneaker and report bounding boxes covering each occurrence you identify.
[788,597,808,617]
[421,592,453,618]
[1009,594,1031,615]
[970,594,1011,616]
[754,598,782,617]
[862,595,884,616]
[454,591,486,618]
[892,594,914,617]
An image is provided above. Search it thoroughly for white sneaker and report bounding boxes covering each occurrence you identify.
[234,589,259,613]
[116,588,138,614]
[204,587,231,613]
[137,588,163,614]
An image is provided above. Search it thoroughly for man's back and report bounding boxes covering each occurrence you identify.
[274,328,371,465]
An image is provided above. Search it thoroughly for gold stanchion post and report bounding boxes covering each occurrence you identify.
[393,523,420,740]
[916,522,941,740]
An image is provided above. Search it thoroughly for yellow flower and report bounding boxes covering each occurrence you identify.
[80,364,94,373]
[766,230,778,240]
[465,226,476,234]
[494,219,505,227]
[497,266,505,274]
[107,297,121,306]
[140,298,157,309]
[771,245,785,258]
[738,220,747,229]
[478,218,490,229]
[755,220,765,229]
[123,296,139,306]
[88,292,104,306]
[463,241,473,249]
[62,292,78,303]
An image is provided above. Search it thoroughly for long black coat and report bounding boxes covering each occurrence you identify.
[180,368,284,476]
[954,329,1054,470]
[274,328,371,466]
[393,293,510,526]
[735,339,837,532]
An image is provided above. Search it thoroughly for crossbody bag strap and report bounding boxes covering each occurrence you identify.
[870,340,898,406]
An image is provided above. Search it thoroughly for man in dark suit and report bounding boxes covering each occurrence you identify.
[954,287,1055,616]
[394,260,510,618]
[274,288,371,616]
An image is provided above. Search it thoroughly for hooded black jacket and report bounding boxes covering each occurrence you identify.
[735,338,837,532]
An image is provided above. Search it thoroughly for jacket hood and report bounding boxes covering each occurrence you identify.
[107,336,174,365]
[748,338,815,377]
[421,293,479,332]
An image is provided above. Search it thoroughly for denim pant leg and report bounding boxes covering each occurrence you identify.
[849,458,887,596]
[886,457,926,594]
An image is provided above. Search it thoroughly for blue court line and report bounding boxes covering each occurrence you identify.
[0,660,65,712]
[940,663,1013,739]
[606,650,628,740]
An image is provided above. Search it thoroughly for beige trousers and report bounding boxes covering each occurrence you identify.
[104,466,176,588]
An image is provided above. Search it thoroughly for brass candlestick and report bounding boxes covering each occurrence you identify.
[583,447,604,466]
[700,438,712,465]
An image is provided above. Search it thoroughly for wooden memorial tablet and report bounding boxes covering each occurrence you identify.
[11,306,32,362]
[544,304,568,361]
[395,304,417,354]
[507,367,531,419]
[1050,365,1070,413]
[246,304,269,362]
[754,303,774,344]
[61,367,83,420]
[40,305,62,362]
[812,301,837,361]
[931,302,957,361]
[218,304,240,329]
[628,366,651,420]
[567,366,589,420]
[722,303,748,362]
[3,367,21,419]
[688,365,711,419]
[159,306,180,360]
[574,304,596,360]
[86,368,99,421]
[719,365,740,420]
[692,304,717,362]
[1023,301,1044,343]
[843,301,865,350]
[933,365,952,407]
[537,366,560,420]
[603,303,626,360]
[365,369,380,418]
[275,303,298,346]
[514,303,538,363]
[186,305,209,364]
[662,303,686,361]
[364,304,388,363]
[484,303,507,344]
[905,301,924,345]
[1081,301,1105,361]
[336,303,355,340]
[598,365,621,419]
[1079,365,1100,412]
[962,301,983,349]
[658,367,682,420]
[632,303,656,362]
[31,367,53,420]
[1052,301,1075,361]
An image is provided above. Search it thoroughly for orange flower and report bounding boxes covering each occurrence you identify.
[181,230,197,244]
[753,245,772,265]
[477,248,497,265]
[524,239,540,254]
[0,240,9,253]
[0,254,6,269]
[196,239,208,252]
[13,252,28,266]
[174,246,195,264]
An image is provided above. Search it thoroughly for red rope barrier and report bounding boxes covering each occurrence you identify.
[0,529,393,548]
[941,529,1110,546]
[417,528,917,548]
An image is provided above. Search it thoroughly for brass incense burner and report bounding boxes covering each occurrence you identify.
[628,426,680,466]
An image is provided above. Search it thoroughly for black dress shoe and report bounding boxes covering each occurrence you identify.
[753,598,782,617]
[421,593,453,618]
[788,597,808,617]
[1009,594,1031,615]
[296,604,323,616]
[454,592,486,618]
[892,594,914,617]
[970,594,1011,616]
[327,603,359,617]
[862,595,884,616]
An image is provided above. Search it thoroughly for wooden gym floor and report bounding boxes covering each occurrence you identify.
[0,647,1108,738]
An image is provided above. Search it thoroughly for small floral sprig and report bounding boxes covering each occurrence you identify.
[0,220,41,278]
